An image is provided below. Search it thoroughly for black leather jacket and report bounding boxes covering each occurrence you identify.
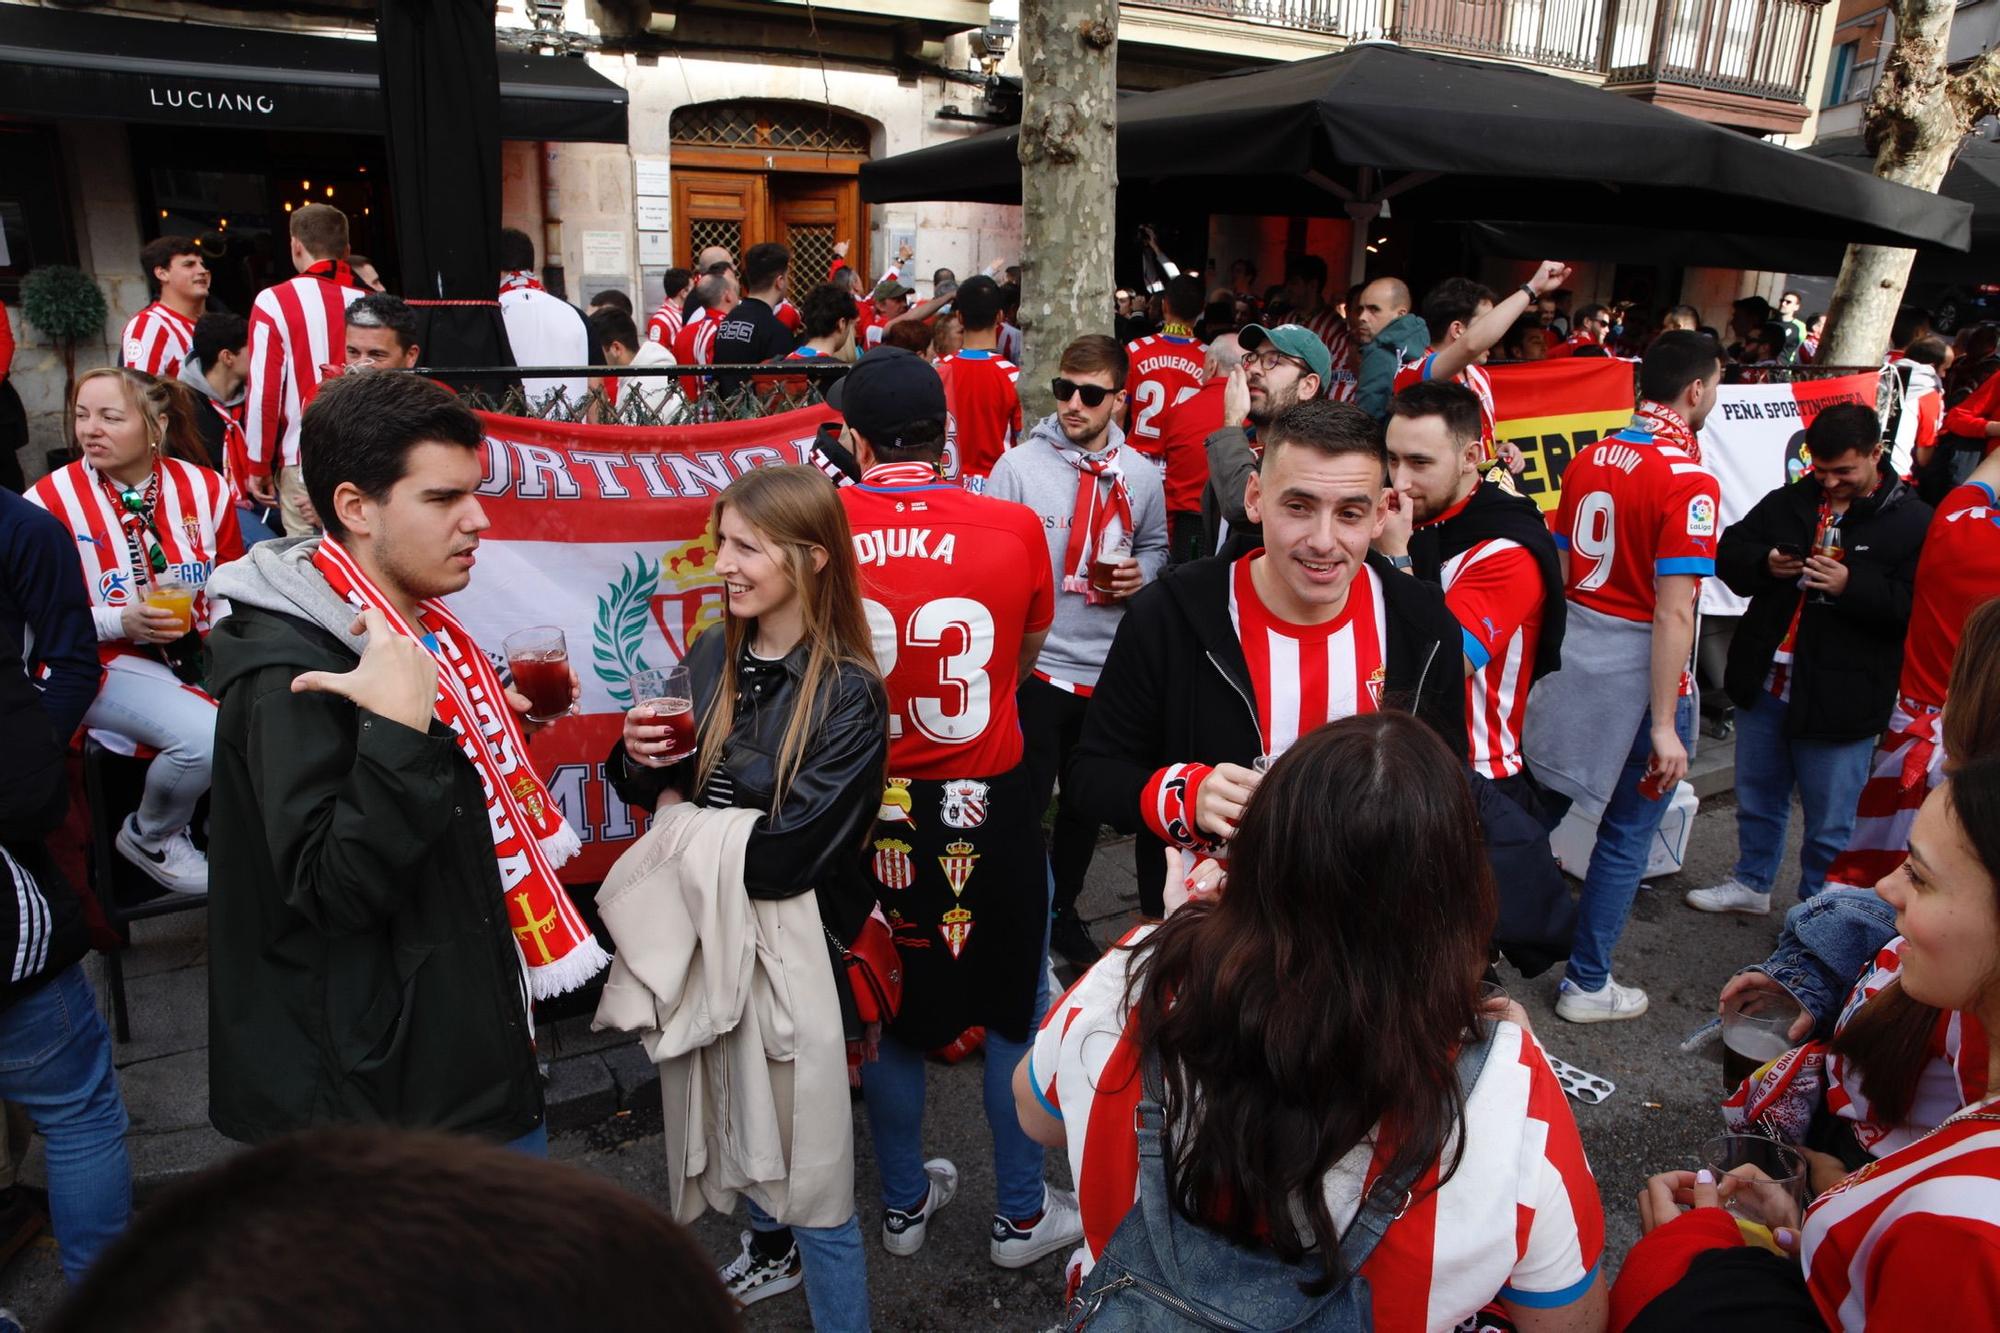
[606,627,887,943]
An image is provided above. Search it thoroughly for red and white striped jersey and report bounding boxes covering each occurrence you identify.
[1122,333,1204,456]
[120,303,197,377]
[1802,1093,2000,1330]
[1394,350,1496,452]
[1299,309,1356,404]
[644,297,686,349]
[1824,937,1989,1156]
[1030,931,1606,1331]
[245,268,366,469]
[1438,530,1544,779]
[1228,553,1386,760]
[26,457,243,666]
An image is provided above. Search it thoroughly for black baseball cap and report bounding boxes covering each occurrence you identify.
[826,346,946,448]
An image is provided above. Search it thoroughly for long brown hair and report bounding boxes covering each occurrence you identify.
[1122,713,1495,1290]
[69,367,214,471]
[1833,600,2000,1123]
[695,465,879,811]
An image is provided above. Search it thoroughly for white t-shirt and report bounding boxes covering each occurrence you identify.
[499,287,592,409]
[1029,927,1604,1331]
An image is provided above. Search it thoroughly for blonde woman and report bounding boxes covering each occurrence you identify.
[28,368,242,895]
[608,464,887,1328]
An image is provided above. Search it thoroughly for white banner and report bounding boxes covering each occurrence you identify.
[1695,371,1890,615]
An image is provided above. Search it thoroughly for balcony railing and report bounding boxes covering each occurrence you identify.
[1604,0,1821,103]
[1129,0,1823,102]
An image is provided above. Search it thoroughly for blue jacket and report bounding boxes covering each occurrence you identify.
[1356,311,1429,422]
[0,487,100,742]
[1742,888,1899,1037]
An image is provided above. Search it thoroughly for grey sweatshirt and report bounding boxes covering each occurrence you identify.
[984,414,1168,690]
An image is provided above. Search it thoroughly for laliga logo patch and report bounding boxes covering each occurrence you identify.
[1686,494,1717,538]
[939,778,989,829]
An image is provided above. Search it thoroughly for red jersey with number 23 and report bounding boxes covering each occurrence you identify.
[1123,334,1204,459]
[841,463,1055,779]
[1552,426,1719,624]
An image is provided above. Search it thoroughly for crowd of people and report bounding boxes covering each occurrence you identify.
[3,206,2000,1333]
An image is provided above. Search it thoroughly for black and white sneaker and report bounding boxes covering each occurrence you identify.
[115,815,208,896]
[717,1230,803,1307]
[882,1157,959,1257]
[990,1185,1084,1269]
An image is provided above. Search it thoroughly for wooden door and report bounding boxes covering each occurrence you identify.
[771,176,859,294]
[673,171,763,272]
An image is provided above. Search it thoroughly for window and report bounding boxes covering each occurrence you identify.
[0,126,75,298]
[1823,40,1858,108]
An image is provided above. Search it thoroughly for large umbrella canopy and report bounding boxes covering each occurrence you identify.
[377,0,516,378]
[862,43,1969,258]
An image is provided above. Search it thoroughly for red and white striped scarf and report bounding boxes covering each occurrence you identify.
[1059,443,1134,602]
[499,270,546,297]
[310,537,608,998]
[1632,399,1700,465]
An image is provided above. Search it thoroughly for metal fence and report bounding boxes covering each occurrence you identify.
[419,363,847,427]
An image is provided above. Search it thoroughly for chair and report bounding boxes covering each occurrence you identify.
[81,736,207,1043]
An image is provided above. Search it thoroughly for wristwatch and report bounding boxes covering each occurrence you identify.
[1386,554,1413,570]
[1520,282,1539,302]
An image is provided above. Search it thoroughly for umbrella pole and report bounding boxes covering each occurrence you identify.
[1345,200,1380,288]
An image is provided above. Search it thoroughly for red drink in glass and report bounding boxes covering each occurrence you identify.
[658,698,697,761]
[503,626,572,723]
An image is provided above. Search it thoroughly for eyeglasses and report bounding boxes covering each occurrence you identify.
[1052,378,1115,408]
[1246,350,1306,374]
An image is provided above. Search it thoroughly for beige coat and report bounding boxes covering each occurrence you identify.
[591,802,855,1228]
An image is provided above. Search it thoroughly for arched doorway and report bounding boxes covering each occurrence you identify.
[669,101,871,289]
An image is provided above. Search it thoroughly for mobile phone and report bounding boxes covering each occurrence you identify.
[1774,543,1804,559]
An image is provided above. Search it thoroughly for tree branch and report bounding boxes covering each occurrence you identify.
[1948,47,2000,125]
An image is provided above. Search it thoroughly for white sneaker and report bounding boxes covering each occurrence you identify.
[990,1184,1084,1269]
[115,817,208,896]
[882,1157,959,1257]
[1685,878,1771,916]
[1555,975,1650,1024]
[717,1230,803,1307]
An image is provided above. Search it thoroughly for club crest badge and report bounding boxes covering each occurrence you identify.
[510,775,545,823]
[939,905,974,959]
[878,778,914,824]
[872,838,914,892]
[940,778,989,829]
[938,841,979,898]
[1366,664,1387,710]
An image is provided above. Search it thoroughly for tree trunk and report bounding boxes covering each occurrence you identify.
[1819,1,2000,363]
[1016,0,1118,422]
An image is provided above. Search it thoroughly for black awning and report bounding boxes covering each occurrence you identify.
[0,7,627,143]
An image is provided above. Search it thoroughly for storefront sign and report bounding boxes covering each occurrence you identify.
[146,83,277,115]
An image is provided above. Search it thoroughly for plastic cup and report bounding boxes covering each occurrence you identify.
[1702,1134,1807,1233]
[503,626,572,723]
[144,579,195,636]
[1721,992,1803,1091]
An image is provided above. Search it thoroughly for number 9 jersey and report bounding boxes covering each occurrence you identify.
[841,462,1057,779]
[1551,424,1720,623]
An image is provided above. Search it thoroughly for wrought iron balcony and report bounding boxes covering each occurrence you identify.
[1604,0,1825,104]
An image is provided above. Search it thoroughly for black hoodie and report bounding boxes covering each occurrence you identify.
[1071,552,1467,840]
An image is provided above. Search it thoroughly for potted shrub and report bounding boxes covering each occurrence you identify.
[19,264,109,410]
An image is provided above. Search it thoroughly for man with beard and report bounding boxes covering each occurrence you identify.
[1378,381,1565,809]
[985,336,1169,951]
[1069,399,1465,887]
[1200,323,1330,561]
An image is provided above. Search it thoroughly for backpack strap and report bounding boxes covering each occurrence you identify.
[1130,1046,1191,1288]
[1332,1021,1496,1280]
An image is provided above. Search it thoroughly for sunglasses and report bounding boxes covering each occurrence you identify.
[1052,378,1115,408]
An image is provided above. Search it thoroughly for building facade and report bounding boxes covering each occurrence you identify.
[2,0,1841,478]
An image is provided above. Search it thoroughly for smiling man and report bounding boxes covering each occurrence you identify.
[122,236,211,376]
[1070,398,1466,872]
[203,370,598,1154]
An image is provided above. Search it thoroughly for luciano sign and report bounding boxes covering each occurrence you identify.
[146,84,278,115]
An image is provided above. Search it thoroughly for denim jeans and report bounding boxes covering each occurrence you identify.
[82,662,216,840]
[1565,695,1697,992]
[745,1198,869,1332]
[859,916,1054,1222]
[236,503,280,547]
[1743,888,1899,1038]
[1730,690,1876,901]
[0,965,132,1283]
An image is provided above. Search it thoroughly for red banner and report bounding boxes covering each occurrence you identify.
[1486,357,1641,513]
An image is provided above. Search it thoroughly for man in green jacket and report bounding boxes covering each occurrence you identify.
[205,372,586,1150]
[1352,276,1430,423]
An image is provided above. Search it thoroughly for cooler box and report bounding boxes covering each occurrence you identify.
[1548,781,1698,882]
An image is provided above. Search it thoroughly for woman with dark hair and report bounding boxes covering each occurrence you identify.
[1618,758,2000,1330]
[1015,713,1607,1331]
